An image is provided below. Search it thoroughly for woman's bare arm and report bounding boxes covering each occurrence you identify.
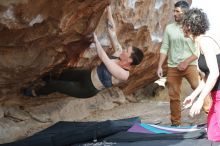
[106,6,123,56]
[189,37,219,117]
[197,37,219,102]
[93,33,129,80]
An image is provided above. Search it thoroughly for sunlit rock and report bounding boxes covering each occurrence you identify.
[0,0,192,143]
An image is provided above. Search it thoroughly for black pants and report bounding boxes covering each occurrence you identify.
[36,68,99,98]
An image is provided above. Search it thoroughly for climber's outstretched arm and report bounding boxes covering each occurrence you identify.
[106,6,123,57]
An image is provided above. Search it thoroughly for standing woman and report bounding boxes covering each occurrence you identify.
[182,8,220,141]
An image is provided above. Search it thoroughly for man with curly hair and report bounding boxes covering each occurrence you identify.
[182,8,220,142]
[157,1,200,126]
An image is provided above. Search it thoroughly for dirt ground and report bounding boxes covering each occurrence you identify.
[83,79,209,126]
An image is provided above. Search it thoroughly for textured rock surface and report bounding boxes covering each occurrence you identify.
[0,0,193,143]
[0,0,110,95]
[0,87,127,143]
[0,0,182,96]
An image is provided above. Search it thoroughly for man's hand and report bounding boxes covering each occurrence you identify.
[177,61,189,71]
[178,55,197,71]
[157,66,163,78]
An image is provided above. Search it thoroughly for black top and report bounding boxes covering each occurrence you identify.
[96,56,120,88]
[198,54,220,91]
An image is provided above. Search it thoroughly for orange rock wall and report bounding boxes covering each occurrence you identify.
[0,0,191,95]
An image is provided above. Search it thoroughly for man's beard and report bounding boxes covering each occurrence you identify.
[175,17,183,23]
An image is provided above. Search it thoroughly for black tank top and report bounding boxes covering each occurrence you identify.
[198,54,220,91]
[96,56,120,88]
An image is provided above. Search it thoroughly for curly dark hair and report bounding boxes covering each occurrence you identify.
[182,8,209,37]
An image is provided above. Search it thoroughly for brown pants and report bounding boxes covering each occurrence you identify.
[167,65,199,125]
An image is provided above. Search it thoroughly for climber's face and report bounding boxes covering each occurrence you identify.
[119,47,133,64]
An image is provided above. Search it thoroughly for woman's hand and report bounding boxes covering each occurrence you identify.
[189,98,204,117]
[93,33,98,42]
[183,95,195,109]
[93,33,99,49]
